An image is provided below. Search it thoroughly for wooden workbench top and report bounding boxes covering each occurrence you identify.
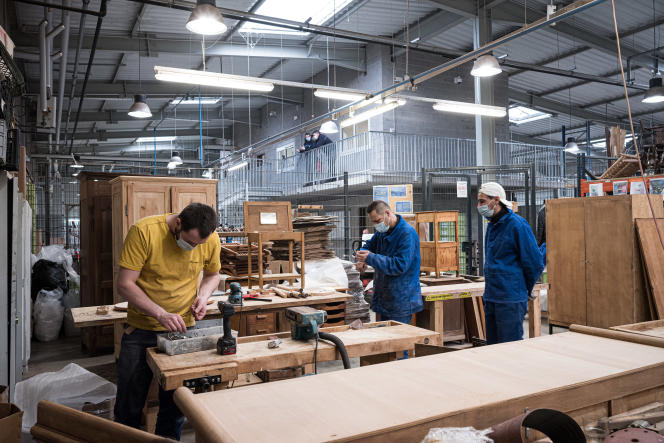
[612,320,664,339]
[71,292,352,328]
[148,321,439,390]
[175,331,664,443]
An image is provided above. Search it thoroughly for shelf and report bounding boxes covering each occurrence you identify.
[249,273,300,280]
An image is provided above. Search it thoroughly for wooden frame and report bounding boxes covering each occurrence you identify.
[247,231,305,289]
[415,211,460,278]
[243,201,292,233]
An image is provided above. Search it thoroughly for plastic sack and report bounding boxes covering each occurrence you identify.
[14,363,117,431]
[36,245,79,286]
[302,258,348,289]
[421,427,493,443]
[63,283,81,337]
[33,288,64,342]
[31,259,68,301]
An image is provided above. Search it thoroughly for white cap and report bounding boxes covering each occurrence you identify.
[479,182,512,208]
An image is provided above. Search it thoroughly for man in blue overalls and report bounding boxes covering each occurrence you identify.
[355,201,423,337]
[478,182,544,344]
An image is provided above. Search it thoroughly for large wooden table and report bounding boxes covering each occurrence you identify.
[147,321,439,391]
[174,328,664,443]
[71,292,352,328]
[611,320,664,339]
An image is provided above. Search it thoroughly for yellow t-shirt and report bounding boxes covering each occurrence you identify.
[118,214,221,331]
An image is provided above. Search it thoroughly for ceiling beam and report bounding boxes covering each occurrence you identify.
[536,64,645,97]
[394,9,468,49]
[305,0,372,47]
[36,110,258,124]
[507,47,590,77]
[33,127,230,142]
[509,88,620,124]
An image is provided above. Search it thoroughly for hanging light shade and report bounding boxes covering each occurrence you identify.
[186,0,227,35]
[470,54,502,77]
[320,121,339,134]
[128,94,152,118]
[642,77,664,104]
[170,151,183,165]
[564,137,580,153]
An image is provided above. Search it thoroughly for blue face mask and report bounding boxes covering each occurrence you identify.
[305,137,311,142]
[477,204,494,219]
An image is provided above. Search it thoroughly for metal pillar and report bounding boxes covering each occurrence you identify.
[473,6,495,167]
[343,171,350,260]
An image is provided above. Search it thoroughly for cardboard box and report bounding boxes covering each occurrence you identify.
[0,403,23,443]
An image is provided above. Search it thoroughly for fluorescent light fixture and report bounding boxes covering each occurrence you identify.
[128,94,152,118]
[508,105,552,124]
[186,0,227,35]
[70,154,84,169]
[240,0,354,35]
[170,97,221,105]
[227,161,248,172]
[642,77,664,104]
[471,54,502,77]
[155,66,274,92]
[136,136,177,143]
[564,137,580,153]
[340,101,401,128]
[320,121,338,134]
[591,134,633,148]
[433,100,506,117]
[314,89,366,101]
[410,36,421,43]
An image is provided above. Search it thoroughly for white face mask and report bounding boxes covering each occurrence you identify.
[477,204,494,219]
[175,229,196,251]
[373,213,390,233]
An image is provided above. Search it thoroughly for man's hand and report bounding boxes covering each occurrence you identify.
[190,295,209,321]
[355,250,370,263]
[156,310,187,332]
[355,262,367,273]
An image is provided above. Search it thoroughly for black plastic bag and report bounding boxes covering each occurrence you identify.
[31,259,69,301]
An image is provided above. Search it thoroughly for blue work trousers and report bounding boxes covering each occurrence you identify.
[380,314,413,358]
[484,300,528,345]
[114,327,185,440]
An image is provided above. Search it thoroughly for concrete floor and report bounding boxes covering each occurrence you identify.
[23,315,555,441]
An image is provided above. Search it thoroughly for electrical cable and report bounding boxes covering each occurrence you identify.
[314,331,319,374]
[609,0,664,255]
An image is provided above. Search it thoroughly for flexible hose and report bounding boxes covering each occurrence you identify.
[318,331,351,369]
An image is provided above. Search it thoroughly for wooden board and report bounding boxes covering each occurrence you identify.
[72,292,352,328]
[174,331,664,443]
[148,321,439,390]
[243,201,292,233]
[612,320,664,339]
[636,218,664,318]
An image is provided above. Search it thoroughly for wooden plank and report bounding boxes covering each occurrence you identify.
[612,320,664,339]
[547,198,587,326]
[148,322,438,390]
[173,332,664,443]
[636,218,664,319]
[528,294,542,338]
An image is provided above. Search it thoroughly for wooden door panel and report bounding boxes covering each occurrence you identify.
[128,183,170,224]
[171,185,217,212]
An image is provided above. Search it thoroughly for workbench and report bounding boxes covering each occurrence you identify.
[71,292,352,337]
[147,321,439,391]
[611,320,664,339]
[174,327,664,443]
[415,283,548,343]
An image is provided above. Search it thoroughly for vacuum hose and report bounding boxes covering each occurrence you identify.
[318,331,351,369]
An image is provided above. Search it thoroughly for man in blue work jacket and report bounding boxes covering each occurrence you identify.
[355,201,423,327]
[478,182,544,345]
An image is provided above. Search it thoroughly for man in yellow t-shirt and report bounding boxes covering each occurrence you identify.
[113,202,221,439]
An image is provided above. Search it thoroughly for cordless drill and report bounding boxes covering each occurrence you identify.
[216,301,237,355]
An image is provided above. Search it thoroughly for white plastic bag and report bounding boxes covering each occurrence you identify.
[36,245,79,286]
[14,363,117,431]
[302,258,348,289]
[33,288,64,342]
[421,427,493,443]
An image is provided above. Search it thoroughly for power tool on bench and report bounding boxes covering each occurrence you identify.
[227,282,243,305]
[285,306,327,340]
[216,301,237,355]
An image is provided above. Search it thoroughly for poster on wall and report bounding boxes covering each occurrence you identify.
[373,184,413,214]
[588,183,604,197]
[456,181,468,198]
[613,180,628,196]
[649,178,664,195]
[630,181,646,194]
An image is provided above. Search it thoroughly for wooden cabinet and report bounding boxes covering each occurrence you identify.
[78,172,124,353]
[415,211,460,277]
[547,195,662,328]
[110,176,217,355]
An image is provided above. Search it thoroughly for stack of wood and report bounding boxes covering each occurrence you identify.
[219,243,271,276]
[271,215,338,261]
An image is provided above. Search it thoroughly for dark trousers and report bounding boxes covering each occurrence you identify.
[114,327,184,440]
[379,314,413,358]
[484,300,528,345]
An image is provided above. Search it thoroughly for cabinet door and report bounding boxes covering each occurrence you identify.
[127,182,171,225]
[171,185,216,212]
[547,198,586,326]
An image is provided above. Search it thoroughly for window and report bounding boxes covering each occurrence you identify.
[240,0,354,35]
[508,105,552,125]
[277,143,296,172]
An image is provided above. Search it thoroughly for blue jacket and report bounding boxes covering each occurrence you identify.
[362,215,423,318]
[311,134,333,149]
[484,209,544,303]
[301,139,314,152]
